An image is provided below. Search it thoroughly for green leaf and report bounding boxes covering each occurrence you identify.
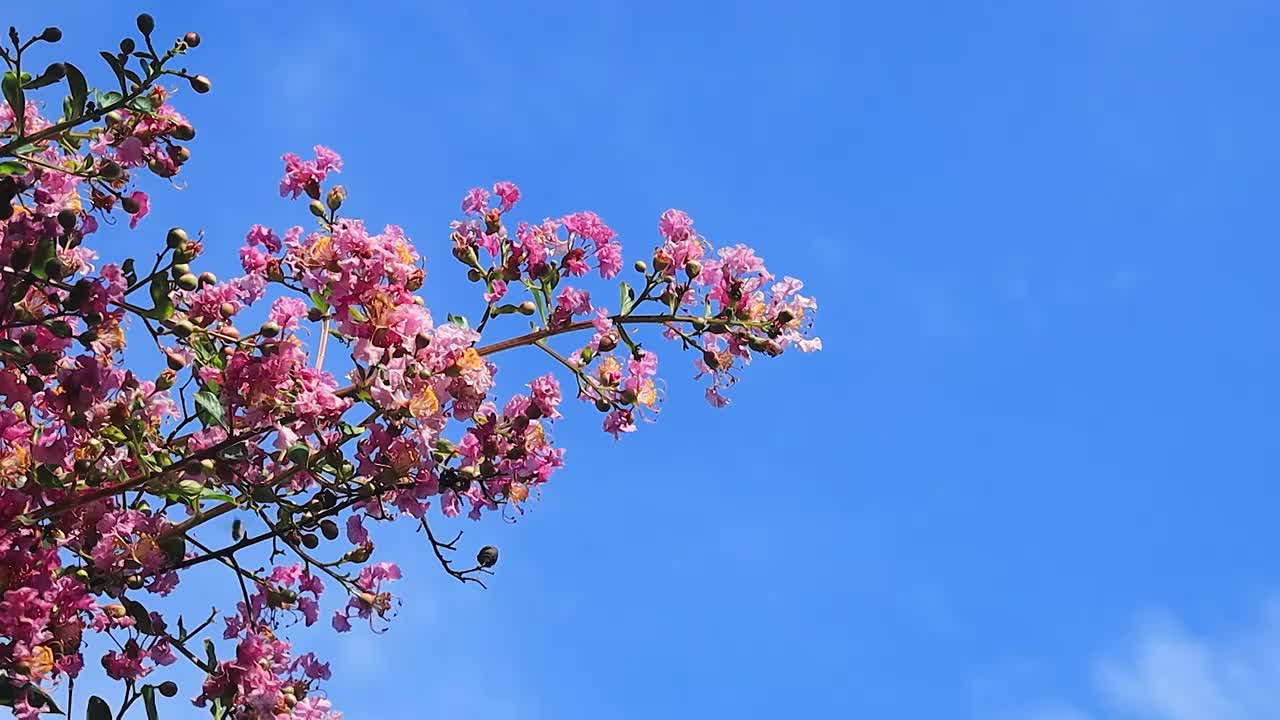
[447,313,469,329]
[23,64,64,90]
[199,489,235,503]
[619,281,634,314]
[87,695,112,720]
[29,237,56,280]
[122,597,155,634]
[147,274,174,321]
[194,389,226,429]
[97,90,124,107]
[308,290,330,313]
[142,685,159,720]
[127,93,154,113]
[100,425,127,443]
[121,257,137,285]
[2,72,25,136]
[0,338,22,355]
[0,683,64,714]
[64,63,87,120]
[203,638,217,668]
[0,160,28,176]
[98,52,127,92]
[159,535,185,565]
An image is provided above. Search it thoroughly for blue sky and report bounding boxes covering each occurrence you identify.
[9,1,1280,718]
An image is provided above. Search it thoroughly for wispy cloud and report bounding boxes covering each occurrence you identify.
[986,598,1280,720]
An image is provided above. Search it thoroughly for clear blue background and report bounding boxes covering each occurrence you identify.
[7,2,1280,718]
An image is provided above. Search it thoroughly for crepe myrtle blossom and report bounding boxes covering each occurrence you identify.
[0,14,818,720]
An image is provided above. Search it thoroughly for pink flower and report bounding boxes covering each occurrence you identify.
[555,287,591,316]
[115,136,145,166]
[659,208,694,242]
[126,191,149,228]
[461,187,490,215]
[268,296,307,331]
[245,224,282,252]
[597,241,623,278]
[492,181,520,211]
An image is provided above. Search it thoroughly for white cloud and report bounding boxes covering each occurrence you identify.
[1094,602,1280,720]
[988,598,1280,720]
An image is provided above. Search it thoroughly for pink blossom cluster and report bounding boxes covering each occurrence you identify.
[0,17,818,720]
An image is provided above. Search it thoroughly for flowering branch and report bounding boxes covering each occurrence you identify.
[0,13,819,720]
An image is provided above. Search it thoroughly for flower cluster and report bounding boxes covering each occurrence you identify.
[0,15,818,720]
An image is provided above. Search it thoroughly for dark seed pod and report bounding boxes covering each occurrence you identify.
[119,38,136,55]
[40,26,62,43]
[476,545,499,568]
[301,533,319,549]
[320,519,339,540]
[136,13,155,35]
[158,681,178,698]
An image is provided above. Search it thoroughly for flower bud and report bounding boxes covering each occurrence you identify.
[597,336,617,352]
[119,38,136,55]
[476,545,499,568]
[775,309,794,326]
[747,335,769,353]
[99,160,122,179]
[219,324,241,341]
[199,271,217,286]
[308,199,326,217]
[594,398,611,412]
[652,249,673,272]
[158,681,178,698]
[172,320,194,338]
[56,208,77,231]
[49,320,73,339]
[307,307,325,322]
[172,123,195,141]
[125,574,144,590]
[104,110,124,127]
[301,533,319,549]
[164,349,187,371]
[219,301,236,319]
[40,27,62,43]
[189,75,212,94]
[183,32,201,48]
[259,320,280,338]
[517,301,537,316]
[176,273,199,291]
[155,369,176,390]
[684,260,701,278]
[634,260,647,274]
[121,195,141,215]
[136,13,155,35]
[287,444,310,466]
[466,269,483,282]
[702,350,721,370]
[326,185,346,211]
[620,388,638,405]
[320,519,339,541]
[32,352,57,376]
